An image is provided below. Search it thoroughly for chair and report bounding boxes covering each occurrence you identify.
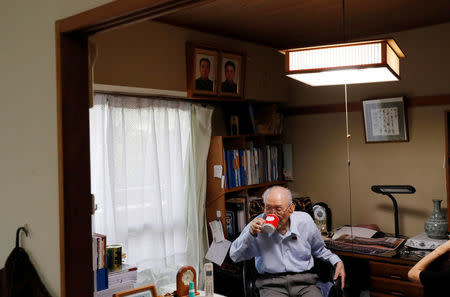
[242,258,342,297]
[242,197,342,297]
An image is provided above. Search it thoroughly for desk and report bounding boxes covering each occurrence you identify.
[333,249,424,297]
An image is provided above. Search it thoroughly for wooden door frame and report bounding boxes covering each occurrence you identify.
[56,1,214,296]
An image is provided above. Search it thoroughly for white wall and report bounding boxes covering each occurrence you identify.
[0,1,114,295]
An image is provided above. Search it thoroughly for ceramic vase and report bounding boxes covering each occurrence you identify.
[424,199,448,239]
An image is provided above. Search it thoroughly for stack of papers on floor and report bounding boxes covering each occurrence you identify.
[94,265,138,297]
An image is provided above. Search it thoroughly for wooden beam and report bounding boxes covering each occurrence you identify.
[283,102,361,116]
[283,94,450,116]
[57,0,215,34]
[58,29,93,297]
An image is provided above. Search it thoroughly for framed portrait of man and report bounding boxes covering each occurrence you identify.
[186,42,246,100]
[187,44,219,97]
[219,52,245,98]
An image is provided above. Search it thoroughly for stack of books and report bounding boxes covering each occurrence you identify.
[93,265,138,297]
[93,233,108,292]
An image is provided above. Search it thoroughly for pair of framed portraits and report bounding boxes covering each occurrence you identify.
[187,42,246,99]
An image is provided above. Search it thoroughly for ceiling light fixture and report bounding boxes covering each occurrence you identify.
[281,39,405,86]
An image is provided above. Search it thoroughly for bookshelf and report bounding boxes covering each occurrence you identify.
[206,134,287,242]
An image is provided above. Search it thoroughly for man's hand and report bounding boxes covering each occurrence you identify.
[333,261,346,290]
[249,218,265,236]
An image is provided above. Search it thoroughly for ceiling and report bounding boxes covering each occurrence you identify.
[156,0,450,49]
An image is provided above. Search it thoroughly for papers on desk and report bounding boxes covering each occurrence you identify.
[332,226,377,240]
[327,235,405,255]
[405,232,449,250]
[206,219,231,266]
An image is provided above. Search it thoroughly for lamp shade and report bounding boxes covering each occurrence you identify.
[282,39,405,86]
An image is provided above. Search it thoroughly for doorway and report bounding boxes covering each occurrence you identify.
[56,1,212,296]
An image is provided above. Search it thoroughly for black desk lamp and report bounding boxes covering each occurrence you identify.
[371,185,416,238]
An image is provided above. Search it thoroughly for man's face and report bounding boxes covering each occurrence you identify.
[225,65,235,82]
[199,60,210,79]
[264,189,294,231]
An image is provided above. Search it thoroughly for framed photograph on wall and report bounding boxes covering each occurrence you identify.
[218,52,245,98]
[186,42,246,100]
[362,96,409,143]
[187,44,219,97]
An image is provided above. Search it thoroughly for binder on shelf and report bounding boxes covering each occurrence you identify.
[239,150,246,187]
[233,150,240,187]
[226,150,236,189]
[93,233,108,292]
[95,267,108,292]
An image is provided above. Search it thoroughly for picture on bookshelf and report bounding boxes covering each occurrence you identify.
[251,103,283,135]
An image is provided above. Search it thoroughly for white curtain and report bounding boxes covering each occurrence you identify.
[89,93,212,291]
[185,104,213,289]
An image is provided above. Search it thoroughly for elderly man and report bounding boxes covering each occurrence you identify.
[230,186,345,297]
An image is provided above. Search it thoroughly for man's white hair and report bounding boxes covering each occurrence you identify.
[262,186,292,205]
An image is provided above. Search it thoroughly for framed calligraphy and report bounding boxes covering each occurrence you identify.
[362,97,409,143]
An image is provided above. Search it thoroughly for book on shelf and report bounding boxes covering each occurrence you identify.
[233,150,241,187]
[94,268,108,292]
[93,233,107,292]
[93,233,107,270]
[238,150,246,187]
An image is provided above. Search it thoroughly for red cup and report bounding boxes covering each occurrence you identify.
[262,214,279,233]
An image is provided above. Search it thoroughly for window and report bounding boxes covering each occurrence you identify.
[90,93,208,292]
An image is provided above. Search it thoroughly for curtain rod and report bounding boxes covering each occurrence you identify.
[93,83,188,99]
[92,84,221,107]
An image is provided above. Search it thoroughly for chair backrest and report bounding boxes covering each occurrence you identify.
[242,259,259,297]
